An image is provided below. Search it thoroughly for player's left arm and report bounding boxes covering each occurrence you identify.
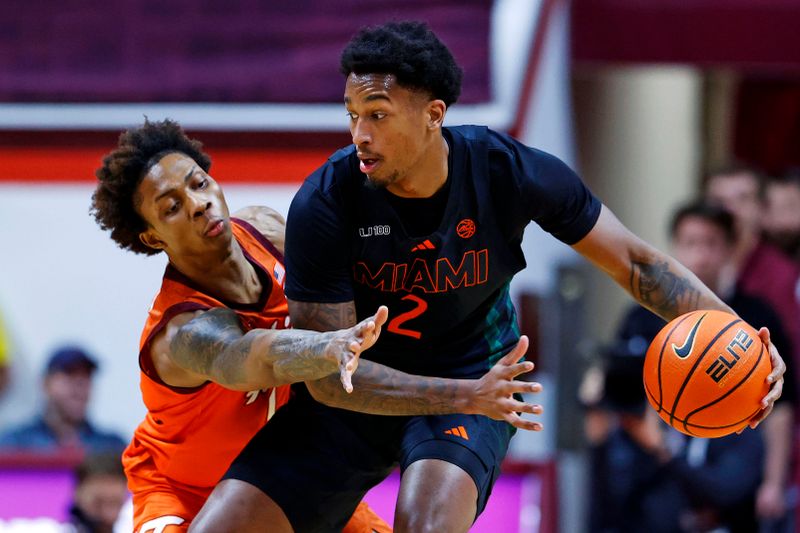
[572,204,785,425]
[233,205,286,255]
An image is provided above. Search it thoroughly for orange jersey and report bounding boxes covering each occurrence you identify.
[124,218,292,526]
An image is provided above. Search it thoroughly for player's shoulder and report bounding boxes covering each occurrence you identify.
[303,144,359,195]
[291,145,359,216]
[232,206,285,254]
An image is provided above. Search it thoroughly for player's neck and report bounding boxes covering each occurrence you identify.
[170,240,263,304]
[387,134,449,198]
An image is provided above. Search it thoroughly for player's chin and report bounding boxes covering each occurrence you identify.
[364,175,389,190]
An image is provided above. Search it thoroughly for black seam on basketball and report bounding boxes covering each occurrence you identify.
[656,312,696,412]
[669,318,742,427]
[683,341,765,432]
[663,406,762,431]
[644,381,662,413]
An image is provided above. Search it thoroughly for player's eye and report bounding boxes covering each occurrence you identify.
[372,112,386,120]
[196,178,208,189]
[166,201,179,215]
[346,112,358,121]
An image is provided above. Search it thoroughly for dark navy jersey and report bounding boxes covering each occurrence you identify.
[285,125,601,378]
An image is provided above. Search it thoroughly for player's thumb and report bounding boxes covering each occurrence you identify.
[499,336,529,365]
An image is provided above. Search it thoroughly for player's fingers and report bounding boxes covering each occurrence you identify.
[506,361,535,379]
[498,336,529,366]
[505,413,542,431]
[761,377,784,409]
[749,402,773,429]
[339,361,355,394]
[505,380,542,395]
[757,326,772,347]
[766,344,786,384]
[509,401,543,415]
[372,305,389,328]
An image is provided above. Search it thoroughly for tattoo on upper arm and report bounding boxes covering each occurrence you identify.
[169,308,252,383]
[289,300,357,331]
[630,260,701,315]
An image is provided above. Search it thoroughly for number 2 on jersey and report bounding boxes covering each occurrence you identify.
[387,294,428,339]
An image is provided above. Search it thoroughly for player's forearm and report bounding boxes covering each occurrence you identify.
[626,248,734,321]
[306,359,474,415]
[170,308,339,390]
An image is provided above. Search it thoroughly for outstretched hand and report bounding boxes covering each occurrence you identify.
[336,306,389,393]
[748,327,785,429]
[469,336,544,430]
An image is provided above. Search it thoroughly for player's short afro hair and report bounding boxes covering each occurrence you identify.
[91,118,211,255]
[340,21,463,108]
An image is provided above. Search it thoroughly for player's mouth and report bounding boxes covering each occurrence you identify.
[358,155,381,174]
[204,219,225,237]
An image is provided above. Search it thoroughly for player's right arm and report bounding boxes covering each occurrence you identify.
[148,305,387,392]
[291,299,543,431]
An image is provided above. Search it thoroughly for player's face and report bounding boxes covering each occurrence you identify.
[671,216,732,290]
[136,152,232,257]
[344,73,436,189]
[705,173,762,237]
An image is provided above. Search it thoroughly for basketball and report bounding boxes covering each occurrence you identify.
[643,310,771,438]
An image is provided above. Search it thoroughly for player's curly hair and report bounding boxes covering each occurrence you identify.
[340,21,462,108]
[90,118,211,255]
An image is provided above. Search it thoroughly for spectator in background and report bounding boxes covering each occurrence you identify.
[704,165,800,386]
[763,169,800,262]
[69,452,129,533]
[0,346,126,454]
[613,201,796,531]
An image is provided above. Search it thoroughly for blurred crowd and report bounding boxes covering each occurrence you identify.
[584,165,800,533]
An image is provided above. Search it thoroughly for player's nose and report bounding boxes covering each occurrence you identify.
[351,120,371,146]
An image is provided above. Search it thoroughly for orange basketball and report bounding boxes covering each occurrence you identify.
[643,310,770,438]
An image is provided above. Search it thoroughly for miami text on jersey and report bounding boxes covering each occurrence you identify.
[353,249,489,293]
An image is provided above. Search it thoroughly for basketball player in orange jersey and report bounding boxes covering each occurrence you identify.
[90,119,393,533]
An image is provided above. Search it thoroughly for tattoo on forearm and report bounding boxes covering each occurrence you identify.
[307,360,463,415]
[630,260,701,316]
[170,308,252,384]
[171,308,342,387]
[267,329,337,383]
[289,300,357,331]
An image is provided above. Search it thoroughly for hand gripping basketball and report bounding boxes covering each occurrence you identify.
[642,310,785,437]
[468,336,544,431]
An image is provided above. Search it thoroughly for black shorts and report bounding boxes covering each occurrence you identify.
[224,385,515,533]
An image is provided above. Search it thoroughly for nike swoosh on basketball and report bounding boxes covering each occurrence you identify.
[672,314,707,359]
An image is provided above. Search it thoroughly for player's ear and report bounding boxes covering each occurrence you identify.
[426,100,446,130]
[139,229,166,251]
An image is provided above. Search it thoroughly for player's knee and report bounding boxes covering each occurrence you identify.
[395,510,469,533]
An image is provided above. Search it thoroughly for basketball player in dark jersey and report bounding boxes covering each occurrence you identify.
[191,21,786,533]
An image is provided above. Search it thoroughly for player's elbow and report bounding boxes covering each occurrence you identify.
[305,378,345,407]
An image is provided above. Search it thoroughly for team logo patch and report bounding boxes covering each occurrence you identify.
[456,219,476,239]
